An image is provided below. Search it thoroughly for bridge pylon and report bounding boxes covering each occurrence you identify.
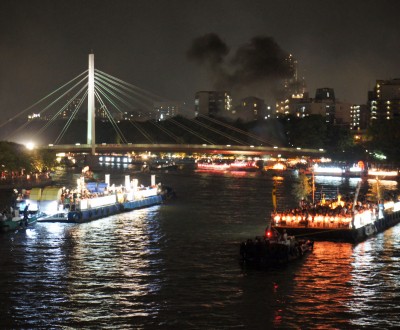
[87,53,95,154]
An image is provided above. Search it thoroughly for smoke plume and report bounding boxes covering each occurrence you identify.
[187,34,294,101]
[186,33,229,66]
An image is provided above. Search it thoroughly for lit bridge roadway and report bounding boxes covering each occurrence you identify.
[43,143,325,157]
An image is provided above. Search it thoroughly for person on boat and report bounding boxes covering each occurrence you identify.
[282,229,288,242]
[23,204,30,225]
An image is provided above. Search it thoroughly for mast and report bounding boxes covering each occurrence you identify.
[351,180,362,229]
[272,181,277,213]
[312,172,315,205]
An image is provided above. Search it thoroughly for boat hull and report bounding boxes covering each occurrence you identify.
[240,238,314,268]
[0,216,37,233]
[67,195,163,223]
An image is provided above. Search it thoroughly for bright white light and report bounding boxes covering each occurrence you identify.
[368,169,398,177]
[313,164,343,174]
[25,142,35,150]
[349,166,363,172]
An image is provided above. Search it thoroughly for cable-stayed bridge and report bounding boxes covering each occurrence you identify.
[0,54,324,158]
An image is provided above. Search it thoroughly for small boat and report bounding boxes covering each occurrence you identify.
[0,206,38,233]
[239,231,314,268]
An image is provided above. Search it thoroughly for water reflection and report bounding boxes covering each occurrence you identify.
[2,169,400,328]
[349,227,400,328]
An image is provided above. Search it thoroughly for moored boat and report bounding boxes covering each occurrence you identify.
[0,206,38,233]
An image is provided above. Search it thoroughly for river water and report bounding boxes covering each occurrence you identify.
[1,168,400,329]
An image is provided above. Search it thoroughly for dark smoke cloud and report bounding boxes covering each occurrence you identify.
[230,36,293,83]
[187,34,294,102]
[186,33,229,66]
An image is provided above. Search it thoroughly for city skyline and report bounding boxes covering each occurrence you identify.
[1,0,400,119]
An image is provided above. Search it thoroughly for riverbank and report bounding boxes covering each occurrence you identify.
[0,174,54,190]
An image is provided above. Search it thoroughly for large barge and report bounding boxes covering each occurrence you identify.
[271,200,400,243]
[19,174,165,223]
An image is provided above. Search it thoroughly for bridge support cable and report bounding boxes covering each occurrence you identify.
[6,77,88,140]
[94,71,159,115]
[145,120,182,143]
[94,77,168,144]
[96,93,128,144]
[94,83,155,144]
[127,120,155,144]
[54,90,89,145]
[94,79,145,114]
[167,118,216,145]
[94,71,190,143]
[95,91,128,144]
[179,116,249,145]
[95,69,166,103]
[0,70,88,130]
[197,114,275,146]
[35,84,88,138]
[132,114,217,145]
[95,72,156,111]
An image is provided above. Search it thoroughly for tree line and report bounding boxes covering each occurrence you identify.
[0,141,57,178]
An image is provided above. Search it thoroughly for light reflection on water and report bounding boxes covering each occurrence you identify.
[1,171,400,328]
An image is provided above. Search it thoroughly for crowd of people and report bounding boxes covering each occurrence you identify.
[271,198,379,229]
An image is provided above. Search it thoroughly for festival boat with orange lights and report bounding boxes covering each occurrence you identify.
[271,185,400,243]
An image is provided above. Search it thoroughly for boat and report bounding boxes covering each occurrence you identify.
[309,162,366,178]
[17,173,166,223]
[271,179,400,243]
[239,231,314,268]
[0,205,38,233]
[367,168,399,178]
[148,159,178,171]
[196,158,260,172]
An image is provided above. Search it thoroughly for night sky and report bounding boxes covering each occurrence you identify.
[1,0,400,119]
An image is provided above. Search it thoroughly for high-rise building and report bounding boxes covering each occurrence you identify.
[314,88,336,124]
[284,54,306,99]
[315,88,335,102]
[194,91,232,117]
[275,87,352,126]
[275,54,308,118]
[368,79,400,122]
[350,104,369,130]
[237,96,266,120]
[154,101,182,121]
